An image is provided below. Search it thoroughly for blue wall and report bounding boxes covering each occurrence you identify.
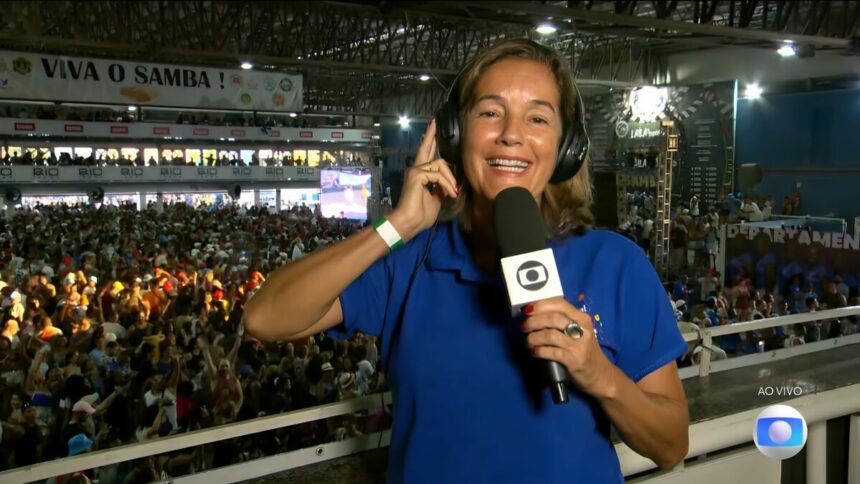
[736,88,860,220]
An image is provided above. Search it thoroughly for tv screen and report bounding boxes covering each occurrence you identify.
[320,168,372,220]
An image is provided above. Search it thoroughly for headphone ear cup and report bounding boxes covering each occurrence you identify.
[550,125,588,184]
[435,103,460,169]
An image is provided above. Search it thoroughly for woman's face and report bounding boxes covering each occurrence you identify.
[462,58,563,208]
[10,393,21,409]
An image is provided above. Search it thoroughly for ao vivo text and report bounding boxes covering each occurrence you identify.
[758,386,803,397]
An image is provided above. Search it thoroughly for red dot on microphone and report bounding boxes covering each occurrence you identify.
[578,294,585,302]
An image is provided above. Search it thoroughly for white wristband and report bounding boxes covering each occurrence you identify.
[373,217,404,250]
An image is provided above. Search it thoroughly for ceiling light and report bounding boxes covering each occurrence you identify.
[744,83,763,99]
[240,62,253,70]
[536,23,557,35]
[127,105,137,112]
[777,44,796,57]
[398,116,410,128]
[419,73,431,82]
[373,122,381,127]
[289,113,297,118]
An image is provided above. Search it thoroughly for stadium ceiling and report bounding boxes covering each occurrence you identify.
[1,1,857,118]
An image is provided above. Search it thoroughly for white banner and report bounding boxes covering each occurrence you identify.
[0,166,319,184]
[0,51,303,111]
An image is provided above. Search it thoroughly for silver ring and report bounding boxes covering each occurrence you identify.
[564,322,584,340]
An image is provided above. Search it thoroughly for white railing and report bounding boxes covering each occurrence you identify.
[678,306,860,379]
[3,308,859,483]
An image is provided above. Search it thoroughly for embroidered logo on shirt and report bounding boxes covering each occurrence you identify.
[575,293,604,342]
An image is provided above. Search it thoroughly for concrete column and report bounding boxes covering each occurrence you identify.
[275,189,282,212]
[156,192,164,213]
[848,414,860,484]
[138,192,146,211]
[807,421,827,484]
[253,189,261,208]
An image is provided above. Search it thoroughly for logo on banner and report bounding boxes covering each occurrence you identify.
[0,167,12,178]
[120,167,145,178]
[296,167,315,177]
[264,78,276,91]
[230,129,246,137]
[299,131,313,138]
[13,57,31,75]
[33,167,60,179]
[265,167,284,177]
[232,167,252,176]
[160,167,183,178]
[153,127,170,135]
[111,126,128,134]
[77,168,103,179]
[331,132,344,139]
[279,78,293,92]
[65,124,83,133]
[196,167,218,177]
[14,123,35,131]
[193,128,209,136]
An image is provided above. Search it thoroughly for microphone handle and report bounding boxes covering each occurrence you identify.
[546,360,569,404]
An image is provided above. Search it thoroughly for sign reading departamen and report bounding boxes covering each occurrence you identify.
[0,50,303,112]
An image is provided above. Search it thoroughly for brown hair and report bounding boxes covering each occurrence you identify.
[440,38,593,238]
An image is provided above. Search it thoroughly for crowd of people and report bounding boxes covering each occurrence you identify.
[1,151,370,169]
[0,183,854,479]
[0,201,387,481]
[1,105,344,130]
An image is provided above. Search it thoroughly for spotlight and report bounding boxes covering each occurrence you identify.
[536,23,557,35]
[777,44,796,57]
[419,73,431,82]
[744,83,763,99]
[127,105,137,112]
[289,112,297,118]
[373,122,381,127]
[240,62,253,70]
[398,116,410,128]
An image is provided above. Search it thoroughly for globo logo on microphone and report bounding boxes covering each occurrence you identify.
[516,261,549,290]
[500,248,564,316]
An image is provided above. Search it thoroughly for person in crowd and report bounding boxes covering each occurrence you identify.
[246,38,689,481]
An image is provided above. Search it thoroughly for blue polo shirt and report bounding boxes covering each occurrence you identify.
[329,220,686,483]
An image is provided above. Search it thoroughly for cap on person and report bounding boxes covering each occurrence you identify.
[72,400,96,415]
[68,433,93,456]
[112,281,124,292]
[321,362,334,372]
[338,373,355,389]
[89,276,98,283]
[674,299,687,310]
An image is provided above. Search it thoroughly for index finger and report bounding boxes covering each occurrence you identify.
[414,119,437,166]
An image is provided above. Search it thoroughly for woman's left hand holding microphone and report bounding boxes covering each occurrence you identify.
[521,297,615,398]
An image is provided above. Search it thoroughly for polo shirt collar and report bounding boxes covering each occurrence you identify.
[426,220,497,284]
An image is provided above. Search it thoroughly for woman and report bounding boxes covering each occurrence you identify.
[246,39,688,482]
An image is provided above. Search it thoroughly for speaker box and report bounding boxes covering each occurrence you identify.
[592,171,619,229]
[4,187,21,204]
[738,163,763,191]
[90,187,105,203]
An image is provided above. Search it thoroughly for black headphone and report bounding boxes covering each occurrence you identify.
[434,59,590,184]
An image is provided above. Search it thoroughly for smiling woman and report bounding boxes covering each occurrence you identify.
[245,38,689,484]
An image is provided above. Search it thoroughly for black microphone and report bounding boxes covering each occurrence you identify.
[493,187,569,403]
[494,187,570,404]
